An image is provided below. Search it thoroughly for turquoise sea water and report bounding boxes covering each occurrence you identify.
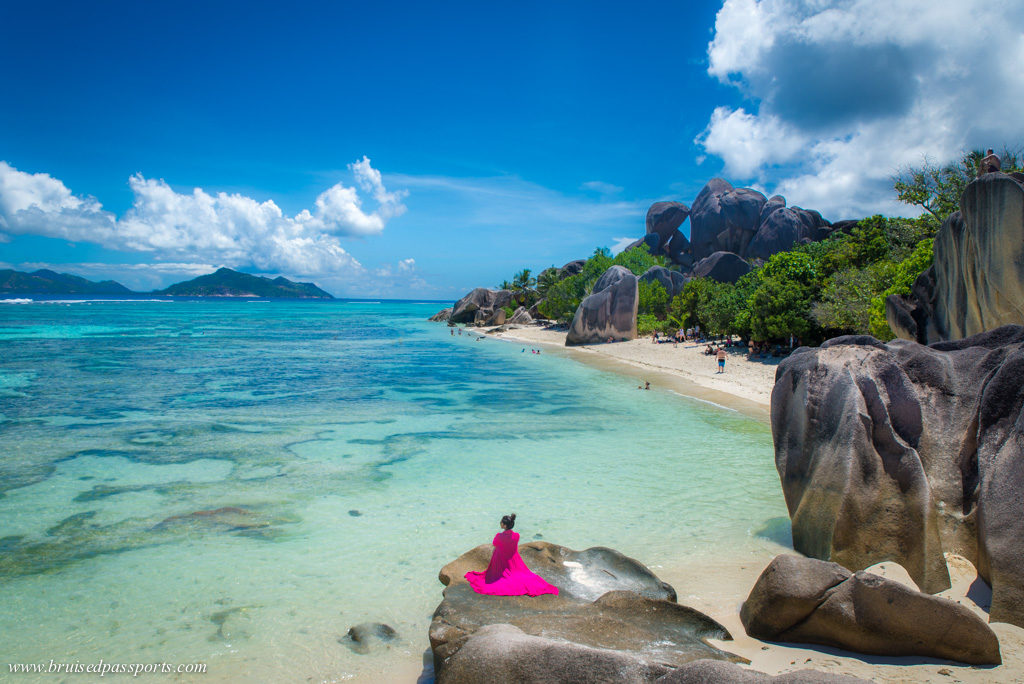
[0,298,789,681]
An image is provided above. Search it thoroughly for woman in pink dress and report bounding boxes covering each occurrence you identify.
[464,513,559,596]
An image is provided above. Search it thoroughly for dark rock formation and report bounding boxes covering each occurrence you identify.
[656,659,870,683]
[640,265,688,300]
[646,180,832,268]
[428,307,452,322]
[566,266,638,345]
[527,301,544,320]
[691,251,751,284]
[741,555,1000,665]
[887,173,1024,343]
[430,541,743,684]
[690,179,766,260]
[646,201,691,259]
[450,288,514,325]
[771,326,1024,627]
[749,207,810,260]
[559,260,586,279]
[339,622,398,654]
[482,308,506,326]
[509,306,533,324]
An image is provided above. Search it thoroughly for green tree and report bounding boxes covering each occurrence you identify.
[512,268,536,291]
[613,243,668,275]
[746,251,821,342]
[637,280,669,319]
[868,238,935,340]
[893,148,1024,222]
[536,267,560,297]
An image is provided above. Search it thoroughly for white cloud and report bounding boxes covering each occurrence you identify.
[397,258,416,272]
[699,0,1024,217]
[610,237,637,255]
[0,157,406,275]
[581,180,624,196]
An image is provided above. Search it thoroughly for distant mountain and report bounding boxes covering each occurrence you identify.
[0,269,134,295]
[157,267,334,298]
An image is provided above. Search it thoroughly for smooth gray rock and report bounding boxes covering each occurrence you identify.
[646,201,690,258]
[429,307,452,322]
[691,251,751,284]
[450,288,514,325]
[689,179,767,260]
[748,207,809,260]
[483,308,507,326]
[640,265,688,300]
[771,326,1024,627]
[566,267,638,345]
[509,306,533,324]
[741,555,1001,665]
[593,264,632,293]
[559,260,586,279]
[887,173,1024,343]
[758,195,787,227]
[431,541,743,684]
[656,659,871,683]
[339,622,398,654]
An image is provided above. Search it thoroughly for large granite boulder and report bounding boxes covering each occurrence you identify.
[691,251,751,284]
[771,326,1024,627]
[748,207,811,260]
[566,266,638,345]
[646,201,691,259]
[559,260,586,279]
[430,541,744,684]
[887,173,1024,343]
[450,288,514,325]
[689,179,767,260]
[740,555,1000,665]
[640,265,688,300]
[429,307,452,322]
[509,306,533,324]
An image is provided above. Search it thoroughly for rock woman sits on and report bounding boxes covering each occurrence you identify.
[465,514,559,596]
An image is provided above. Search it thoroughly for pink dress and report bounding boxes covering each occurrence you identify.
[464,530,559,596]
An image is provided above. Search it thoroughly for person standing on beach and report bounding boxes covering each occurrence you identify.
[716,347,726,373]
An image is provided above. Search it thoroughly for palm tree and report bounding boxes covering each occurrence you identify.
[498,279,513,291]
[512,268,536,291]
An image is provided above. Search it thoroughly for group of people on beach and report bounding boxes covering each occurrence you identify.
[521,348,541,354]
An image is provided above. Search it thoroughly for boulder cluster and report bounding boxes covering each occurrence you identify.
[429,542,870,683]
[772,326,1024,628]
[741,555,1000,665]
[634,178,837,278]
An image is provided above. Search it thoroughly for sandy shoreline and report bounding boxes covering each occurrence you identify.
[482,324,779,419]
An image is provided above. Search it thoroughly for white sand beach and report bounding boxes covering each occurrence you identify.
[484,324,780,413]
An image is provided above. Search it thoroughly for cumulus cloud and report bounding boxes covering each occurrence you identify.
[698,0,1024,217]
[610,237,638,255]
[0,157,406,275]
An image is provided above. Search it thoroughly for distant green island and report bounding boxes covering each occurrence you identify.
[0,268,134,295]
[0,267,334,299]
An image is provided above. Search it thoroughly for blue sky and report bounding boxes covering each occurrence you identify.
[2,1,1022,298]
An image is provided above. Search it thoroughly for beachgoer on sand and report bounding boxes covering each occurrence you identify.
[717,347,727,373]
[465,514,559,596]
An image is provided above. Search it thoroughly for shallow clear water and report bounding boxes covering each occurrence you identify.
[0,298,789,680]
